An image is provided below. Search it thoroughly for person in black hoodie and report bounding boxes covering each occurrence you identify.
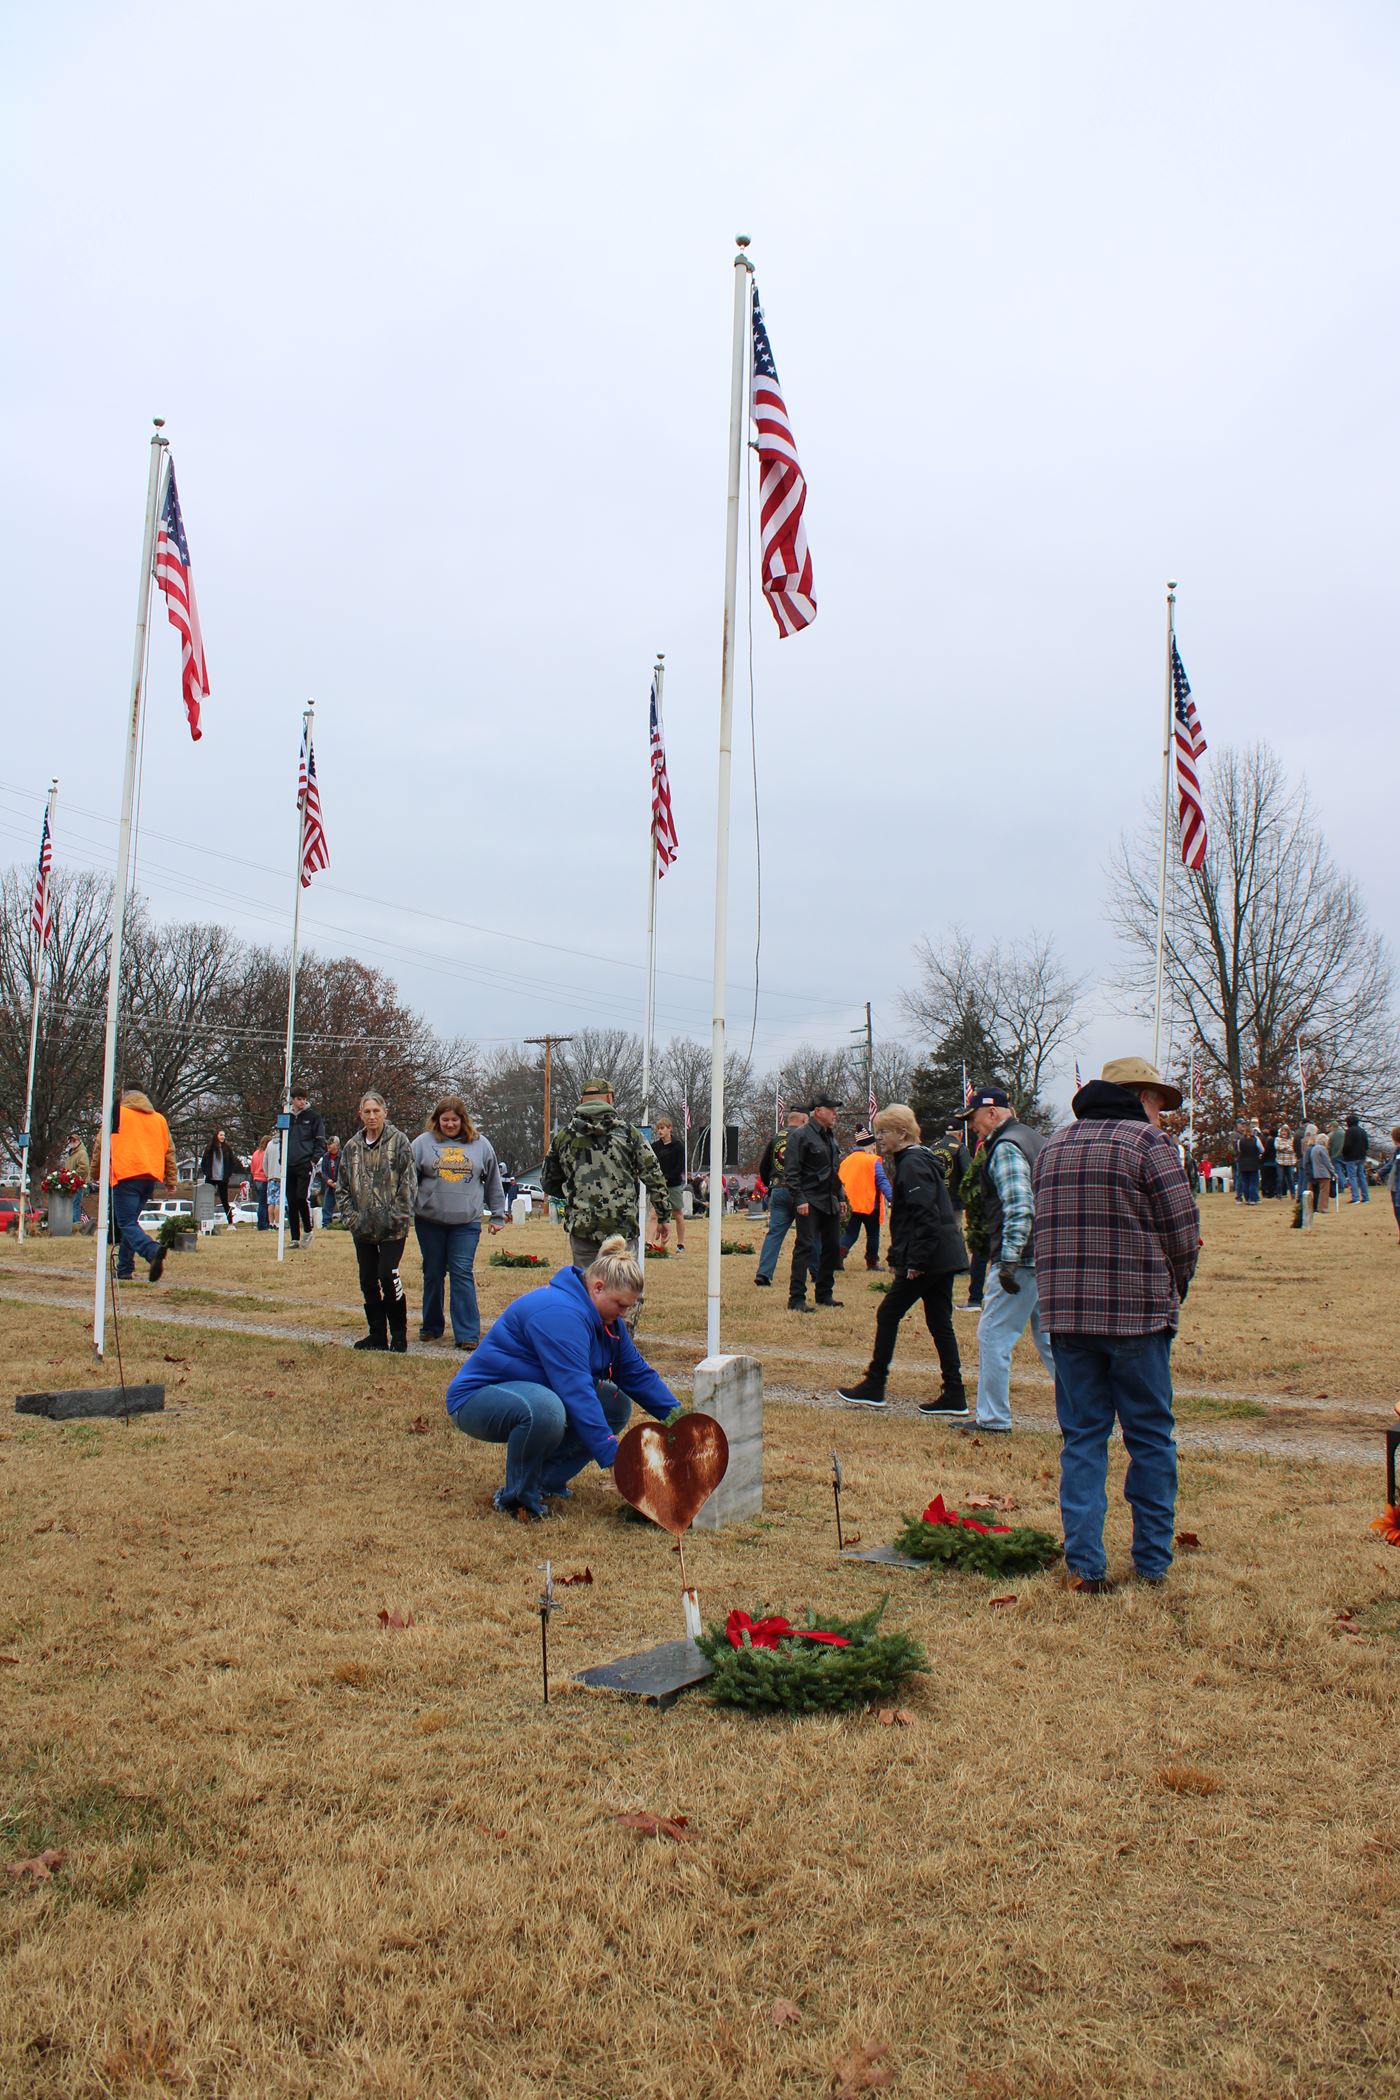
[837,1104,969,1414]
[283,1086,327,1248]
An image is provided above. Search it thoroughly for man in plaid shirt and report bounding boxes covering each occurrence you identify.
[1032,1057,1200,1592]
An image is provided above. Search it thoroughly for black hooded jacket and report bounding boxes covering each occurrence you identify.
[885,1145,969,1277]
[1070,1080,1150,1125]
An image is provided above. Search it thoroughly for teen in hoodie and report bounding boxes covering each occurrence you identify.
[445,1236,681,1517]
[411,1096,507,1347]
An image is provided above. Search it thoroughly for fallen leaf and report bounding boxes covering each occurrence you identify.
[7,1848,65,1882]
[436,1486,452,1501]
[0,1653,20,1665]
[377,1607,415,1630]
[558,1568,594,1586]
[894,1709,915,1726]
[770,1999,802,2027]
[966,1494,1019,1513]
[874,1708,896,1726]
[987,1593,1018,1610]
[408,1416,430,1435]
[612,1811,694,1842]
[832,2038,893,2096]
[1175,1532,1202,1550]
[161,1353,189,1365]
[843,1532,862,1548]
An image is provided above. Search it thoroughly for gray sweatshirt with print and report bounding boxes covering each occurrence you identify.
[411,1132,507,1227]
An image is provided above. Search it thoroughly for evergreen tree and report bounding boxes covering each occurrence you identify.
[908,1004,1005,1137]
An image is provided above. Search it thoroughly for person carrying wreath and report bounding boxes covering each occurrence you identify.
[836,1104,969,1417]
[445,1236,681,1518]
[337,1092,418,1352]
[411,1096,507,1348]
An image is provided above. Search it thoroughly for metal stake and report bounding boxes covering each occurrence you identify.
[831,1449,844,1552]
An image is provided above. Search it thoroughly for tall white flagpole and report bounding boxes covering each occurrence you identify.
[637,655,664,1272]
[705,238,753,1360]
[17,779,59,1246]
[94,422,168,1360]
[1152,581,1177,1070]
[277,701,315,1264]
[1187,1041,1196,1158]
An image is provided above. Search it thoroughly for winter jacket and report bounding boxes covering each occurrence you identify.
[651,1138,685,1187]
[839,1149,892,1220]
[1341,1119,1369,1163]
[200,1141,239,1184]
[411,1131,507,1227]
[784,1118,841,1212]
[1235,1131,1262,1172]
[979,1119,1045,1265]
[285,1106,327,1172]
[445,1264,679,1467]
[59,1139,90,1184]
[885,1146,968,1277]
[100,1094,176,1188]
[758,1129,795,1189]
[541,1101,670,1239]
[337,1123,417,1242]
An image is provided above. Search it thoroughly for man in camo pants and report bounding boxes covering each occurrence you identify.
[542,1075,672,1268]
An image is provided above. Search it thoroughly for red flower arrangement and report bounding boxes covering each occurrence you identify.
[40,1169,85,1195]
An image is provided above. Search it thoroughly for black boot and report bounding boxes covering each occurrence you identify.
[919,1384,968,1418]
[355,1311,389,1351]
[837,1372,887,1408]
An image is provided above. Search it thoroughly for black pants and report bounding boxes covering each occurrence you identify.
[286,1163,314,1243]
[869,1269,963,1392]
[841,1209,881,1265]
[354,1234,407,1341]
[208,1176,233,1223]
[966,1251,987,1305]
[790,1207,841,1304]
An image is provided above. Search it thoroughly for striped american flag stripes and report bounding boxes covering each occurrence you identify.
[31,806,53,951]
[297,731,330,887]
[750,285,815,637]
[649,671,678,874]
[154,463,210,742]
[1171,639,1208,869]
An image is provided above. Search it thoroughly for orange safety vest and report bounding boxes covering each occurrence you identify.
[108,1101,173,1185]
[839,1150,884,1219]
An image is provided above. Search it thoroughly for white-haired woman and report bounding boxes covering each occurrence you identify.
[444,1236,681,1518]
[337,1092,418,1352]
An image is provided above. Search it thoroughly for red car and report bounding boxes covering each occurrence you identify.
[0,1195,44,1233]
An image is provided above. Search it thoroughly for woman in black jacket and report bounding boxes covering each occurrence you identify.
[837,1104,969,1416]
[200,1129,239,1225]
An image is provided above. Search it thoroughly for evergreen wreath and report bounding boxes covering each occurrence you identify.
[696,1598,926,1715]
[489,1249,549,1269]
[892,1494,1061,1576]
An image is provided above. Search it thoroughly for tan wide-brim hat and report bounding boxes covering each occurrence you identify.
[1100,1056,1184,1111]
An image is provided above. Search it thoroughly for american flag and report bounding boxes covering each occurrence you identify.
[868,1086,877,1123]
[1074,1059,1083,1092]
[1171,639,1208,869]
[751,286,815,637]
[682,1100,692,1131]
[776,1093,787,1127]
[649,671,678,874]
[31,805,53,950]
[297,730,330,887]
[154,464,210,742]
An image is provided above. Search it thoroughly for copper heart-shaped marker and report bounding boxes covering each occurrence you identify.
[614,1414,729,1535]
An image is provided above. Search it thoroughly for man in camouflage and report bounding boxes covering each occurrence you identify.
[542,1075,672,1269]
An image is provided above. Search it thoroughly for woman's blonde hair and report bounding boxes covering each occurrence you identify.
[872,1103,921,1147]
[428,1094,478,1141]
[585,1234,644,1296]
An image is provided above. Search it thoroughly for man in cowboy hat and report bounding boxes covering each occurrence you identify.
[1030,1056,1200,1593]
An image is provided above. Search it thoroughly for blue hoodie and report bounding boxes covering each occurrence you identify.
[445,1266,679,1467]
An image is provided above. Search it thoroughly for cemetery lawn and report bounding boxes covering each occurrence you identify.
[0,1199,1397,2097]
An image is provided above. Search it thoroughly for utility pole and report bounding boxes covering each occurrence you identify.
[849,1002,873,1125]
[525,1035,574,1162]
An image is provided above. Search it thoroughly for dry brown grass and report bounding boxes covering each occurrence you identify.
[1,1200,1398,2097]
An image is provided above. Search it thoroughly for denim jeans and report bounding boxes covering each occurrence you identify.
[1236,1168,1260,1204]
[451,1377,632,1514]
[415,1217,483,1344]
[756,1188,796,1280]
[1342,1160,1368,1202]
[255,1180,270,1230]
[1276,1166,1294,1198]
[975,1261,1054,1429]
[1051,1331,1178,1581]
[112,1176,159,1278]
[71,1188,85,1228]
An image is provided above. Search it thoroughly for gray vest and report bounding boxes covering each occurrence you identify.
[980,1119,1045,1264]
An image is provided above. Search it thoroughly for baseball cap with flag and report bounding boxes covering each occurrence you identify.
[962,1086,1010,1112]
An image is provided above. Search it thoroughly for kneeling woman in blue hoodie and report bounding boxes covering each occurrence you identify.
[445,1237,681,1517]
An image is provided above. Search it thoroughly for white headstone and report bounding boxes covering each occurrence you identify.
[511,1195,531,1228]
[691,1354,763,1530]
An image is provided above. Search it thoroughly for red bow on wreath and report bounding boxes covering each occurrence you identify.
[920,1494,1012,1538]
[725,1610,851,1651]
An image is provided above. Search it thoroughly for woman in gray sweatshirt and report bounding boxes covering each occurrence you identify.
[411,1096,508,1347]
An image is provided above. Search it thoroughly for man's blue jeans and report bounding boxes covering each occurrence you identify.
[415,1217,483,1345]
[112,1176,159,1279]
[450,1378,632,1514]
[975,1262,1054,1429]
[1052,1331,1178,1581]
[756,1189,796,1281]
[1236,1168,1260,1204]
[1342,1160,1368,1202]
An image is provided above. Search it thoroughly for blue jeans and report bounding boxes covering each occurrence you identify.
[841,1209,880,1264]
[1052,1331,1178,1581]
[112,1176,159,1278]
[451,1378,632,1514]
[1342,1160,1368,1202]
[756,1188,796,1281]
[975,1262,1054,1429]
[1236,1168,1260,1204]
[415,1217,483,1345]
[71,1188,85,1227]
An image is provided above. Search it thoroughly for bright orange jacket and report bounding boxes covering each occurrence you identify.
[104,1095,176,1186]
[839,1149,885,1220]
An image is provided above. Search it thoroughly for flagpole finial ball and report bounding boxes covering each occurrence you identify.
[1167,579,1177,592]
[153,417,165,429]
[735,234,750,248]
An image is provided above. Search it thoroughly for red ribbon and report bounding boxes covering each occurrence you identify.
[920,1494,1011,1537]
[725,1609,851,1651]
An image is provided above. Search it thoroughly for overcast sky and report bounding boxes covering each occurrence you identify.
[3,1,1396,1110]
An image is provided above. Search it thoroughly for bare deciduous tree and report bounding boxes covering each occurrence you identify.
[1110,743,1400,1121]
[901,928,1083,1121]
[0,867,112,1175]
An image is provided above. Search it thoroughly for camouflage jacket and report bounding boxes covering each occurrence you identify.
[541,1102,671,1240]
[337,1123,418,1242]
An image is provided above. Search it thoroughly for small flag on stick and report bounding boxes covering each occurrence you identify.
[154,464,210,742]
[650,670,678,875]
[31,806,53,951]
[751,286,815,637]
[297,731,330,887]
[1172,639,1207,869]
